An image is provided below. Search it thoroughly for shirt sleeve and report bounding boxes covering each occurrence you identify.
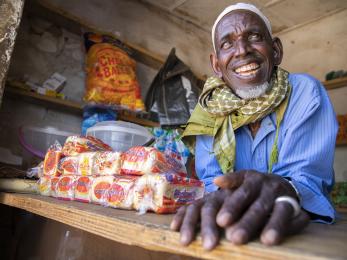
[195,135,224,193]
[273,80,338,223]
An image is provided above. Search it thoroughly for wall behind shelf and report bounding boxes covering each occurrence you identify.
[0,3,157,165]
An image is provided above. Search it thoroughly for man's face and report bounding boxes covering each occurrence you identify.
[211,10,282,97]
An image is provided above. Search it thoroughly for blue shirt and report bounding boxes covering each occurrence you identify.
[195,73,338,222]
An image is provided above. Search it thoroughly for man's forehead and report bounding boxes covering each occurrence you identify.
[216,10,267,37]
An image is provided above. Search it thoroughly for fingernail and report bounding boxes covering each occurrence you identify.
[262,229,278,245]
[231,229,248,245]
[203,237,215,250]
[217,212,232,227]
[170,221,176,230]
[180,234,190,246]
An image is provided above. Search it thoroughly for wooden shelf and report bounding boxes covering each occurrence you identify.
[4,82,159,127]
[1,192,346,260]
[323,77,347,90]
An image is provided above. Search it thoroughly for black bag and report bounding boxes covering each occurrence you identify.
[145,48,201,126]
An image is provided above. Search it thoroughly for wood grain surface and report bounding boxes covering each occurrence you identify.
[0,193,346,260]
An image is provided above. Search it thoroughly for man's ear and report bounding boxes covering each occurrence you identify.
[272,37,283,66]
[210,53,223,78]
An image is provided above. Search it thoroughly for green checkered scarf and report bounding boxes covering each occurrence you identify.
[182,67,291,173]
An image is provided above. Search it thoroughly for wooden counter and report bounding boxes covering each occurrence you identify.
[1,193,346,259]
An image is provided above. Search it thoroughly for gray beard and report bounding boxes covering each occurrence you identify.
[234,81,271,100]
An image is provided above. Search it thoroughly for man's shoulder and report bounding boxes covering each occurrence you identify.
[288,73,325,106]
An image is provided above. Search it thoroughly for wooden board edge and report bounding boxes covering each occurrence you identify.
[323,77,347,90]
[0,193,322,260]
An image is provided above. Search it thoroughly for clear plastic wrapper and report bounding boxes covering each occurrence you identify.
[120,147,187,176]
[62,136,112,157]
[38,175,51,196]
[27,162,44,178]
[90,176,115,204]
[58,151,122,176]
[56,175,77,201]
[75,176,93,203]
[43,142,63,176]
[50,176,60,198]
[133,173,204,214]
[58,157,79,175]
[104,175,138,209]
[94,151,122,175]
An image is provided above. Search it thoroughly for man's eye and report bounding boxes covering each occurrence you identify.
[249,33,261,41]
[221,41,232,49]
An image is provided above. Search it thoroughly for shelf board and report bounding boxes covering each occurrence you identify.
[4,82,159,127]
[1,192,347,260]
[323,76,347,90]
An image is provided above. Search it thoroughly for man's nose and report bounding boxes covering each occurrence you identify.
[234,39,250,58]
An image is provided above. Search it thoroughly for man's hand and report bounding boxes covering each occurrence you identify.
[170,170,310,250]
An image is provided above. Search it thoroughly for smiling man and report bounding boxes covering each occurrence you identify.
[170,3,338,250]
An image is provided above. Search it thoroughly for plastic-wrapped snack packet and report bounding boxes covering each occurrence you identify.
[43,142,63,176]
[133,173,204,214]
[78,152,97,176]
[90,176,114,204]
[38,175,51,196]
[121,147,187,176]
[56,175,77,201]
[62,136,112,157]
[94,151,122,175]
[75,176,93,203]
[58,156,79,175]
[50,176,60,198]
[105,175,138,209]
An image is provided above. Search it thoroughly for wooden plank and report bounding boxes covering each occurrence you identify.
[0,193,346,260]
[323,77,347,90]
[4,82,159,127]
[4,85,84,115]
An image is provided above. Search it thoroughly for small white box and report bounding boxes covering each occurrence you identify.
[43,73,66,92]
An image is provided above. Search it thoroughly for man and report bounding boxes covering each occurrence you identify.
[170,3,338,250]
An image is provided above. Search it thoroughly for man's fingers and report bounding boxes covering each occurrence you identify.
[179,203,202,246]
[260,202,310,246]
[170,206,187,231]
[200,196,223,250]
[225,194,273,244]
[216,176,262,227]
[213,172,245,189]
[260,199,294,245]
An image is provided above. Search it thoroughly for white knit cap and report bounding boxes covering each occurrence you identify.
[212,3,272,53]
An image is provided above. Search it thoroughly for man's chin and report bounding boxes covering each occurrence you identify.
[234,82,270,100]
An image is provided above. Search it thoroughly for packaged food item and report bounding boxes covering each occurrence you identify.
[50,176,60,198]
[75,176,93,203]
[43,142,63,176]
[94,151,122,175]
[133,173,204,214]
[91,176,114,204]
[56,175,76,201]
[58,156,79,175]
[106,175,138,209]
[62,135,112,157]
[78,152,96,176]
[83,32,145,111]
[121,147,187,176]
[38,175,51,196]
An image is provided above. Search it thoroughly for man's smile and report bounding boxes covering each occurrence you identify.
[234,62,260,77]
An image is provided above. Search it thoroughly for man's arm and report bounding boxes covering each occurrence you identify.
[272,79,338,222]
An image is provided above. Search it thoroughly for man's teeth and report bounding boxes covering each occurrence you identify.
[235,63,260,75]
